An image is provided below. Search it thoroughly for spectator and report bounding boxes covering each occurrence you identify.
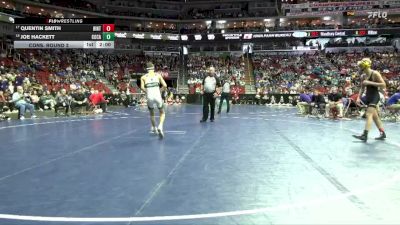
[55,89,71,116]
[325,87,344,118]
[71,88,89,114]
[0,76,8,91]
[11,86,36,120]
[297,89,312,115]
[311,89,326,108]
[30,90,40,110]
[0,90,9,112]
[40,90,56,110]
[89,89,108,113]
[0,90,10,120]
[386,89,400,111]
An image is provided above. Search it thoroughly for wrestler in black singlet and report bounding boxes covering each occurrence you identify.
[364,73,380,107]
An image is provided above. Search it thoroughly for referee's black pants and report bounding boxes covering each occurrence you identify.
[202,93,215,121]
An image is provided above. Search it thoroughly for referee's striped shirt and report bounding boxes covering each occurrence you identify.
[202,76,221,93]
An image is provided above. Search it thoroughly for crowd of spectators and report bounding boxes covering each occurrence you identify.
[32,0,98,12]
[252,51,399,118]
[253,51,400,97]
[0,76,111,120]
[0,47,182,119]
[107,5,276,19]
[6,0,274,20]
[187,55,246,91]
[182,51,400,100]
[185,8,266,20]
[1,42,399,120]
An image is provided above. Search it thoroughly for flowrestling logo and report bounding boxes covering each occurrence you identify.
[367,11,388,19]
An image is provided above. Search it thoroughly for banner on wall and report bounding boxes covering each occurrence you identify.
[383,0,400,6]
[284,1,380,15]
[143,51,179,56]
[0,13,15,24]
[310,1,379,7]
[282,1,379,9]
[325,46,394,53]
[114,28,399,42]
[287,7,400,16]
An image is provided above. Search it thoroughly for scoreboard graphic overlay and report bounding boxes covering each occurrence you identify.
[14,18,115,49]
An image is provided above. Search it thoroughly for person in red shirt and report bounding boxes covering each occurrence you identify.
[89,90,108,113]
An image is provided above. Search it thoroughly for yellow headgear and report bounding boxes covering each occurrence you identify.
[357,58,372,69]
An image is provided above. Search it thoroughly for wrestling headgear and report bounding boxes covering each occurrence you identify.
[357,58,372,70]
[146,62,155,70]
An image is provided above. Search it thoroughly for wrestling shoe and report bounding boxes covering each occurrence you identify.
[150,127,158,134]
[157,127,164,139]
[352,134,367,142]
[375,132,386,140]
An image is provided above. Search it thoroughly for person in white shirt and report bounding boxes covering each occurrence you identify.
[12,86,36,120]
[218,79,231,114]
[99,65,104,75]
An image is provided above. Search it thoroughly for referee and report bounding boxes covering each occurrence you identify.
[200,66,221,122]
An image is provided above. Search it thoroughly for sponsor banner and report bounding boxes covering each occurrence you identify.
[325,46,394,53]
[285,1,383,16]
[383,0,400,6]
[115,29,400,41]
[287,11,347,16]
[0,13,15,24]
[115,32,180,41]
[254,51,317,56]
[287,7,400,16]
[144,51,179,56]
[222,33,243,40]
[253,33,293,38]
[318,31,347,37]
[354,7,400,16]
[282,3,309,9]
[310,1,379,7]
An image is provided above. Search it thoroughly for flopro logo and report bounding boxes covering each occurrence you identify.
[367,11,388,19]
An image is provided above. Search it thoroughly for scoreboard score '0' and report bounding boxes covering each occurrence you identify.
[14,18,115,49]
